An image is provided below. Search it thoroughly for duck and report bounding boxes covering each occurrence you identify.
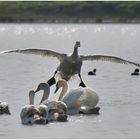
[54,79,100,115]
[34,82,68,122]
[20,90,48,125]
[88,69,96,75]
[131,68,139,76]
[1,41,140,87]
[0,101,11,115]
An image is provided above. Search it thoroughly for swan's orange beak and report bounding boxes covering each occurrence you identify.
[34,87,40,93]
[34,83,41,93]
[54,82,59,93]
[54,86,59,94]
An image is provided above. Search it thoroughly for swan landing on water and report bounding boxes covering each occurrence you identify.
[1,41,140,87]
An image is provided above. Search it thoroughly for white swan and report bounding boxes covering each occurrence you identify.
[0,101,11,115]
[54,79,100,115]
[34,82,68,122]
[1,41,140,87]
[20,90,48,125]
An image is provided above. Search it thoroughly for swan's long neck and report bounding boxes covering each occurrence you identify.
[58,82,68,101]
[40,87,50,104]
[71,46,79,58]
[29,91,35,105]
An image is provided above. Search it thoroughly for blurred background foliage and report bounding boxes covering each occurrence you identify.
[0,1,140,23]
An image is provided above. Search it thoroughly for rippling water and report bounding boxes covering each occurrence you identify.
[0,23,140,138]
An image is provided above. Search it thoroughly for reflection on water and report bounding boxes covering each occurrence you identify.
[0,24,140,138]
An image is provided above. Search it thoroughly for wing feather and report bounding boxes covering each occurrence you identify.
[81,55,140,67]
[0,49,66,62]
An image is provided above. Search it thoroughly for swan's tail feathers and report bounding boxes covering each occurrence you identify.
[79,106,100,115]
[81,55,140,67]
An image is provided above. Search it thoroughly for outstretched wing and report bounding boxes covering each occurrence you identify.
[81,55,140,67]
[0,49,66,62]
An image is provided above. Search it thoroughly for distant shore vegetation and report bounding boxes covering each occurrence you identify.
[0,1,140,23]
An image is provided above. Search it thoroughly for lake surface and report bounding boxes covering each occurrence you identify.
[0,23,140,139]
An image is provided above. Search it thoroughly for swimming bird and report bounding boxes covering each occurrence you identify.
[88,69,96,75]
[54,79,100,115]
[1,41,140,87]
[34,82,68,122]
[131,68,139,76]
[20,90,48,125]
[0,101,11,115]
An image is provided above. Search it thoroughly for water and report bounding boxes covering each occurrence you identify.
[0,23,140,139]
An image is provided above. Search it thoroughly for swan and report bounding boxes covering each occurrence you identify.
[1,41,140,87]
[131,68,139,76]
[0,101,11,115]
[20,90,48,125]
[34,82,68,122]
[88,69,96,75]
[54,79,100,115]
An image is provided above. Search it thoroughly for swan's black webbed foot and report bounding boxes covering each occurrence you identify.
[47,77,56,86]
[47,70,57,86]
[79,81,86,87]
[79,107,100,115]
[78,73,86,87]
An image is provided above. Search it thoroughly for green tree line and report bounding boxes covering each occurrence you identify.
[0,1,140,23]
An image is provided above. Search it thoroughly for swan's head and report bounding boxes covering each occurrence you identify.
[0,102,11,115]
[75,41,80,48]
[54,79,67,93]
[34,83,50,93]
